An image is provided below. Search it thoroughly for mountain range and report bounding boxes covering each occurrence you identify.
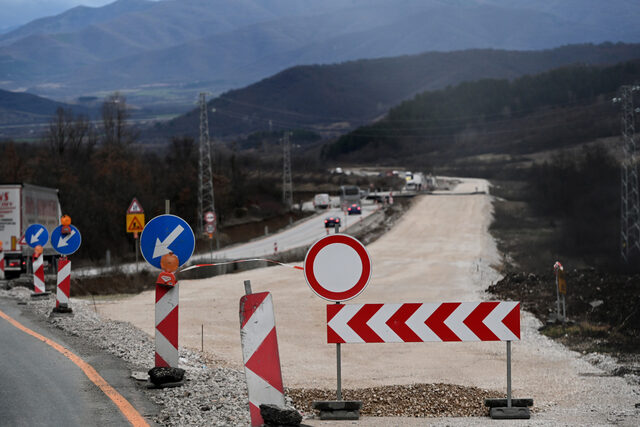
[154,43,640,140]
[1,0,639,108]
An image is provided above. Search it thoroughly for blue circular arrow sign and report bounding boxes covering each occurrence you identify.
[24,224,49,248]
[140,214,195,269]
[51,224,82,255]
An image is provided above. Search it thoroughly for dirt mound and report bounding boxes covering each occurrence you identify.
[488,269,640,354]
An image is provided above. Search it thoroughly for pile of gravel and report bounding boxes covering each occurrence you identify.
[288,383,500,418]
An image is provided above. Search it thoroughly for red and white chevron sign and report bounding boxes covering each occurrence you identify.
[327,302,520,343]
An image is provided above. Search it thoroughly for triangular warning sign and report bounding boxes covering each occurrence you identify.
[127,216,144,232]
[127,197,144,214]
[18,234,27,245]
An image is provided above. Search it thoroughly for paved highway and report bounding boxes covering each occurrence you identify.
[75,200,379,276]
[0,298,156,426]
[198,202,378,261]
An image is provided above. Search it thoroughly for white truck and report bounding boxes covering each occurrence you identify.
[313,193,330,209]
[0,183,62,278]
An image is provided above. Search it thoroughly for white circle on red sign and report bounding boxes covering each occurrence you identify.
[205,211,215,223]
[304,234,371,302]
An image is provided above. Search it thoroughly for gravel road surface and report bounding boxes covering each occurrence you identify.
[89,178,639,424]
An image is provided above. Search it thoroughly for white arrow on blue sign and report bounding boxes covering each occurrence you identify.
[51,225,82,255]
[24,224,49,248]
[140,214,195,269]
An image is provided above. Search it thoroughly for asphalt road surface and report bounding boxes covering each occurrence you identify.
[205,203,377,260]
[0,298,156,426]
[75,200,378,276]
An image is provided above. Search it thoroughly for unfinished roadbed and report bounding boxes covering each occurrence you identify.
[97,178,640,425]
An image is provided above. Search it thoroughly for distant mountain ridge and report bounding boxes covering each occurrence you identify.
[1,0,639,106]
[0,89,90,126]
[0,0,155,47]
[153,43,640,140]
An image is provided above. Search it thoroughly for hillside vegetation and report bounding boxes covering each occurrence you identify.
[324,60,640,163]
[155,43,640,140]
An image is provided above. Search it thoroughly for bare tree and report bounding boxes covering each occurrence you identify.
[45,107,94,158]
[101,92,138,146]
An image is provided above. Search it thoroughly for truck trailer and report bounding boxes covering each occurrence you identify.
[0,183,62,278]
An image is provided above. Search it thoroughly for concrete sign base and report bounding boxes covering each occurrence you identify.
[313,400,362,420]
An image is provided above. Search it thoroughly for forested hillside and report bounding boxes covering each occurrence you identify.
[155,43,640,140]
[323,60,640,163]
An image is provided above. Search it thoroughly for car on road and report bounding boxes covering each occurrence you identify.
[324,216,341,228]
[347,204,362,215]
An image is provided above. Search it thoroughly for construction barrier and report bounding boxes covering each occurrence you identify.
[33,255,45,293]
[155,275,179,368]
[239,289,285,426]
[325,301,530,419]
[56,257,71,308]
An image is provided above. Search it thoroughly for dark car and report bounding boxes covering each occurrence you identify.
[347,204,362,215]
[324,216,341,228]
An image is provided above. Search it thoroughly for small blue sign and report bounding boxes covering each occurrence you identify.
[140,215,195,269]
[51,224,82,255]
[24,224,49,248]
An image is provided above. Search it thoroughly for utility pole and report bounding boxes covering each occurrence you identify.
[615,85,640,262]
[198,93,215,237]
[282,131,293,210]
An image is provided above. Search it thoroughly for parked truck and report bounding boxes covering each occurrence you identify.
[313,193,330,209]
[0,183,62,278]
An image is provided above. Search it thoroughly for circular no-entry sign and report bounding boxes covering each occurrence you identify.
[304,234,371,302]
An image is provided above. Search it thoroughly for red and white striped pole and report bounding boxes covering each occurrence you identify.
[56,256,71,308]
[33,254,45,293]
[155,271,179,367]
[0,243,4,280]
[239,284,285,426]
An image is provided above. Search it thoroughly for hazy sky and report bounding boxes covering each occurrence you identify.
[0,0,118,30]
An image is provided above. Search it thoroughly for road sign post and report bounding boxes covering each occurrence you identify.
[204,211,216,260]
[0,242,4,280]
[50,223,81,314]
[140,215,195,369]
[25,224,50,297]
[126,198,145,273]
[304,234,371,418]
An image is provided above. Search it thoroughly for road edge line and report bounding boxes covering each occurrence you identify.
[0,308,149,427]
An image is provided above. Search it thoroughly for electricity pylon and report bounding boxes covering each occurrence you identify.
[198,93,215,236]
[615,85,640,261]
[282,131,293,209]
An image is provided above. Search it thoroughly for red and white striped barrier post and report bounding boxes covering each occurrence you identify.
[56,257,71,308]
[0,243,4,280]
[33,254,45,293]
[155,270,179,368]
[239,281,285,426]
